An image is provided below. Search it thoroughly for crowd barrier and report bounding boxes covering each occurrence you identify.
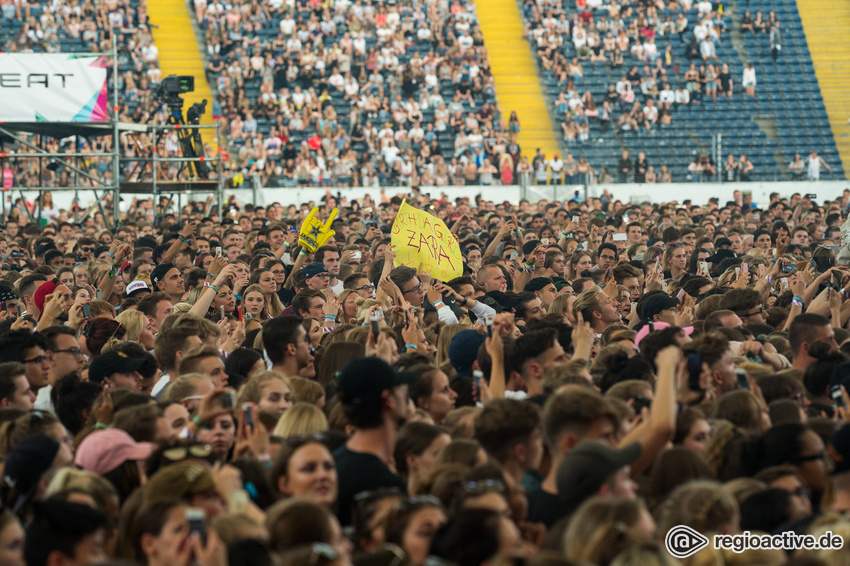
[9,180,850,217]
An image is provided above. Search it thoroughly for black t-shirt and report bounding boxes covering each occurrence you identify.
[333,444,407,526]
[527,487,566,528]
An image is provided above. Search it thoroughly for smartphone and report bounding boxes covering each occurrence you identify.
[82,304,91,318]
[699,261,708,273]
[632,393,652,413]
[96,289,102,300]
[220,390,236,410]
[806,193,817,200]
[370,312,380,341]
[655,257,661,272]
[677,289,686,304]
[742,262,749,275]
[237,306,243,322]
[831,385,846,408]
[0,302,5,312]
[735,267,741,279]
[485,316,493,337]
[242,402,254,429]
[541,238,549,245]
[782,263,796,273]
[220,306,225,319]
[613,233,627,241]
[473,370,483,394]
[736,370,750,390]
[215,246,222,256]
[686,351,704,391]
[352,251,362,261]
[185,508,207,544]
[833,270,843,291]
[781,278,789,289]
[83,321,94,337]
[10,250,24,259]
[753,213,760,220]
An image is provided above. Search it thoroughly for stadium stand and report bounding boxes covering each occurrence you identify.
[520,0,845,183]
[196,0,523,188]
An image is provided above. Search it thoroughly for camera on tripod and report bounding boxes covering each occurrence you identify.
[151,74,210,180]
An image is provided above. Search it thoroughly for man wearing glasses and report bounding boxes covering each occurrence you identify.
[303,263,331,291]
[343,272,375,299]
[0,329,52,393]
[720,288,768,328]
[37,326,86,411]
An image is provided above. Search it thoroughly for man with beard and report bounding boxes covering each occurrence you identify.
[333,357,414,525]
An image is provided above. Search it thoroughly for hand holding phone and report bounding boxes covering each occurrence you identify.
[370,312,380,341]
[185,508,207,545]
[220,391,237,410]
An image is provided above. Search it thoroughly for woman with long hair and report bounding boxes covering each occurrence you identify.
[567,251,593,280]
[250,268,284,317]
[116,310,156,351]
[242,284,270,331]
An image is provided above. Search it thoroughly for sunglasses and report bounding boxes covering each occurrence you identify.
[284,432,328,447]
[162,444,214,462]
[462,479,505,495]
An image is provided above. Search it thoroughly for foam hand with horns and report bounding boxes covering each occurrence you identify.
[298,207,339,252]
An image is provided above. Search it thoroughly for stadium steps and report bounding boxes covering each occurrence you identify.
[797,0,850,171]
[147,0,217,153]
[475,0,559,159]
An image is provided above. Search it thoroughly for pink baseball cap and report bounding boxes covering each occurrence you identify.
[75,428,156,476]
[634,321,694,350]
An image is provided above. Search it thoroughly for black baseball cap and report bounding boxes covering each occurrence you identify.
[89,351,146,385]
[706,249,736,264]
[303,262,329,280]
[525,277,554,293]
[150,263,177,290]
[336,357,416,406]
[641,293,679,321]
[557,441,641,509]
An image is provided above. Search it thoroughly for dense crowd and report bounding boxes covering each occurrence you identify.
[0,186,848,566]
[198,0,535,189]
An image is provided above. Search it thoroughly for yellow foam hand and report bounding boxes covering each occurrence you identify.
[298,207,338,252]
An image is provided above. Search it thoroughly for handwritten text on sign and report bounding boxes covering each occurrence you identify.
[391,201,462,281]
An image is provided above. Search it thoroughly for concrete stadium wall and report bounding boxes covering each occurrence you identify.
[12,180,850,215]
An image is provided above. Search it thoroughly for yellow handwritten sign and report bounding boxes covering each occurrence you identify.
[391,200,462,281]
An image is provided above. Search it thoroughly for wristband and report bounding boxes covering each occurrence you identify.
[209,284,219,293]
[324,315,336,321]
[182,238,191,244]
[842,288,850,300]
[323,326,334,332]
[792,296,805,307]
[93,422,109,430]
[234,294,242,300]
[764,274,772,283]
[559,231,568,240]
[106,252,115,259]
[207,272,216,279]
[405,343,418,350]
[433,300,444,308]
[300,249,309,256]
[193,415,213,430]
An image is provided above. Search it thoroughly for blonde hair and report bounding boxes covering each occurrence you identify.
[564,497,652,565]
[237,371,289,405]
[434,324,467,369]
[798,519,850,566]
[172,302,193,313]
[45,468,118,510]
[243,284,270,319]
[272,403,329,438]
[287,377,325,406]
[115,309,148,342]
[656,480,739,535]
[337,289,358,324]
